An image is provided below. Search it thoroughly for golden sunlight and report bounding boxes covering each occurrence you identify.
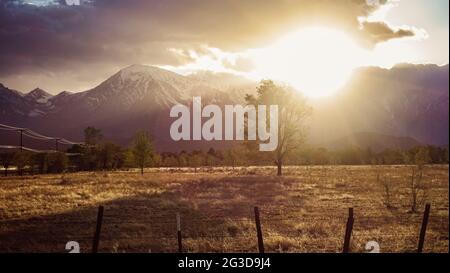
[251,27,366,98]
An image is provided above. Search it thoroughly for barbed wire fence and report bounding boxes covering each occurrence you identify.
[0,203,447,253]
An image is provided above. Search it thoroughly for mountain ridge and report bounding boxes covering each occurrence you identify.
[1,63,448,151]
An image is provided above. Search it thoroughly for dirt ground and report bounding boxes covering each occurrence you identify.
[0,165,448,253]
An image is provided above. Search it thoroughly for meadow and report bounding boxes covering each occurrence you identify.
[0,165,448,253]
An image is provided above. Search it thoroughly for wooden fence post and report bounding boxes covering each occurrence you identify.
[177,212,182,253]
[92,205,104,253]
[343,207,354,253]
[254,206,264,253]
[417,203,431,253]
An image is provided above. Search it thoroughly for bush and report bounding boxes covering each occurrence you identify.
[47,152,68,173]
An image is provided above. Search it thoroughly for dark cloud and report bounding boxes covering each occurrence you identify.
[0,0,419,92]
[360,21,415,45]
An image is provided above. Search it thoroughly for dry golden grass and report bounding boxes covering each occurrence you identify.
[0,165,448,253]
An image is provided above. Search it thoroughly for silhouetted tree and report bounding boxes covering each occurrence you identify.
[47,152,68,173]
[13,151,31,176]
[206,147,222,166]
[246,80,312,176]
[178,151,189,168]
[67,144,86,171]
[189,150,204,172]
[84,127,103,145]
[132,131,154,175]
[0,152,15,176]
[112,148,125,169]
[33,153,48,174]
[98,142,122,170]
[123,149,135,169]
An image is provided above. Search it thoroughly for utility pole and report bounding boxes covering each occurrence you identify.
[18,129,23,151]
[55,138,60,152]
[17,129,24,176]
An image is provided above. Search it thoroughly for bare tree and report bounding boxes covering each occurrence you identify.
[376,173,392,209]
[246,80,312,176]
[409,166,422,213]
[409,147,431,212]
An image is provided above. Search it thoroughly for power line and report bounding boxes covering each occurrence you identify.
[0,124,26,130]
[23,130,54,140]
[59,138,84,146]
[0,145,81,156]
[0,123,86,155]
[22,131,53,141]
[0,123,85,145]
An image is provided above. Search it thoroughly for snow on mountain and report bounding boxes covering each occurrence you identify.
[0,83,34,119]
[24,88,53,104]
[1,64,448,151]
[78,64,240,113]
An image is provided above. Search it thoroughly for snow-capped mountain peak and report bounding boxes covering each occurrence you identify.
[25,88,53,104]
[119,64,184,82]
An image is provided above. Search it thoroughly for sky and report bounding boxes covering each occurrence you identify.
[0,0,448,96]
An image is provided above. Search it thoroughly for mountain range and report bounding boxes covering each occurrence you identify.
[0,63,448,152]
[309,63,449,149]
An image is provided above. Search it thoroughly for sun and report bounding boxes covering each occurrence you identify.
[250,27,365,98]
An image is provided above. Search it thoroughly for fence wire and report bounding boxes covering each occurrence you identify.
[0,205,447,253]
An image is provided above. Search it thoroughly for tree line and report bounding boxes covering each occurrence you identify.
[0,126,447,176]
[0,127,157,176]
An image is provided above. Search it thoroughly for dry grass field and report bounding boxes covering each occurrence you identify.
[0,165,448,253]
